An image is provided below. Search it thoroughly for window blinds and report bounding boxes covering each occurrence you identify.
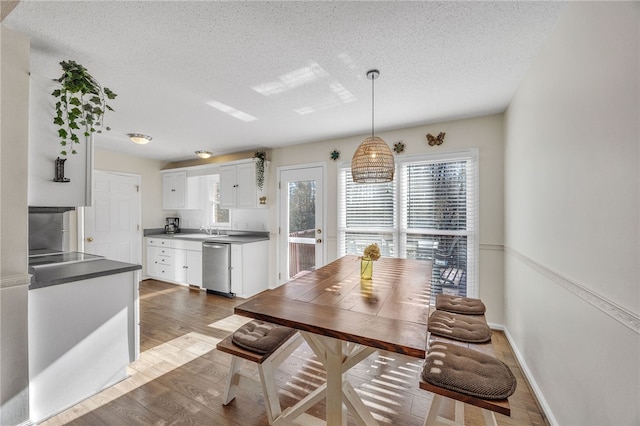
[338,150,478,298]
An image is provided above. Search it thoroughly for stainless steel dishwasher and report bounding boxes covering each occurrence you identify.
[202,242,234,297]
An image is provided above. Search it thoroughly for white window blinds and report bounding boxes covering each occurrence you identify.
[338,150,478,299]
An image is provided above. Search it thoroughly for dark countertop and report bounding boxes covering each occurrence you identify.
[145,230,269,245]
[30,259,142,290]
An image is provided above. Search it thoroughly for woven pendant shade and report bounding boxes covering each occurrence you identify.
[351,136,395,183]
[351,69,394,183]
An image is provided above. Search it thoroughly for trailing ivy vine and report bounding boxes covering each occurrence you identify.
[254,150,266,190]
[52,60,117,155]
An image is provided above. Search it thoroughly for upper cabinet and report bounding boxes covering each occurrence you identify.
[162,171,187,209]
[162,171,200,210]
[220,160,267,209]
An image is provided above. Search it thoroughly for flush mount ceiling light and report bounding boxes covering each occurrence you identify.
[127,133,152,144]
[195,150,213,159]
[351,70,394,183]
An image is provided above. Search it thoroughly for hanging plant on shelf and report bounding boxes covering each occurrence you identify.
[254,150,267,190]
[52,60,117,155]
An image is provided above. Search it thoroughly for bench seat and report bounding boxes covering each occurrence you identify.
[420,330,514,426]
[217,322,303,425]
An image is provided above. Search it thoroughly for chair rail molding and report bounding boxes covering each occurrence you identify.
[505,246,639,334]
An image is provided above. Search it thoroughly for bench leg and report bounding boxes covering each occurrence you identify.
[424,394,444,426]
[258,361,282,424]
[455,401,464,424]
[481,409,498,426]
[222,356,243,405]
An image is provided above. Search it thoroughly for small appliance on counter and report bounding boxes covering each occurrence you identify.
[164,217,180,234]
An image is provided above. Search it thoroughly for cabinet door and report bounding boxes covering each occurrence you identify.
[162,173,175,209]
[146,245,158,277]
[173,172,187,209]
[219,165,236,209]
[235,162,257,208]
[186,250,202,287]
[230,244,243,295]
[162,171,188,209]
[172,249,187,283]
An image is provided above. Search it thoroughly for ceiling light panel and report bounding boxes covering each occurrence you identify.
[252,61,329,96]
[206,100,257,122]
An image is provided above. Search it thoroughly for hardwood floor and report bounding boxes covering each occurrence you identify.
[41,279,548,425]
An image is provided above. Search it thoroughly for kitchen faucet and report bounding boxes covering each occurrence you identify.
[200,225,219,235]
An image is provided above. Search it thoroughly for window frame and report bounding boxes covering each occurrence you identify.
[338,149,479,297]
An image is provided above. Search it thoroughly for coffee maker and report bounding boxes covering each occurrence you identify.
[165,217,180,234]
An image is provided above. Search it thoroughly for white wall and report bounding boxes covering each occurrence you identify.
[0,25,31,426]
[28,72,92,207]
[504,2,639,425]
[267,113,506,323]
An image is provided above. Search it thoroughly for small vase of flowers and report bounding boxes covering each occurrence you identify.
[361,243,381,280]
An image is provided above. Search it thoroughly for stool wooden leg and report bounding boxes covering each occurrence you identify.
[424,394,444,426]
[454,401,465,424]
[222,356,243,405]
[258,361,281,424]
[481,409,498,426]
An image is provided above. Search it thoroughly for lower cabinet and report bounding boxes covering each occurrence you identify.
[145,237,202,287]
[231,240,269,298]
[146,238,173,281]
[145,237,268,297]
[172,248,202,287]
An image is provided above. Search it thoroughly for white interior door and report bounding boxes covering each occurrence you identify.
[83,171,141,264]
[278,165,325,284]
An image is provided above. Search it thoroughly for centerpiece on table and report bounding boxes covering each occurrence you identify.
[361,243,381,280]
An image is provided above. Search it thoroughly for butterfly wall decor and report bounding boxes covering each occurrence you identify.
[426,132,446,146]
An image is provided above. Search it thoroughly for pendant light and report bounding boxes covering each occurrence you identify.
[351,69,394,183]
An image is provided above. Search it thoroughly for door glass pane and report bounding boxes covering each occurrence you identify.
[288,180,316,279]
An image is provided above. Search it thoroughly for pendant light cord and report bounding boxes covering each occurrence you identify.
[371,75,375,139]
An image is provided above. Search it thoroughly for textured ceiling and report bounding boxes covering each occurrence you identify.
[4,1,566,161]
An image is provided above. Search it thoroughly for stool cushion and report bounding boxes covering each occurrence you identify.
[428,310,491,343]
[436,294,486,315]
[232,320,296,355]
[422,342,517,400]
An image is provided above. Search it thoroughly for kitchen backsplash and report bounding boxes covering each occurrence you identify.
[178,208,268,231]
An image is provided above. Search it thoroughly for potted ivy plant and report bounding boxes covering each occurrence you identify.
[52,60,117,155]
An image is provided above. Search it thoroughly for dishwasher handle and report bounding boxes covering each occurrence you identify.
[203,242,230,249]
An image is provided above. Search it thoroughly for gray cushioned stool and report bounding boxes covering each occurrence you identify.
[218,320,303,424]
[428,309,492,343]
[436,294,486,315]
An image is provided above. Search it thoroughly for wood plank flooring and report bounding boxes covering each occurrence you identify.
[41,279,549,425]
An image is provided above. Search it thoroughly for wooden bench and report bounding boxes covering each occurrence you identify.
[217,331,304,424]
[420,315,512,426]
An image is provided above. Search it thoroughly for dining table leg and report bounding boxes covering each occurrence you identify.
[299,331,380,426]
[325,338,347,426]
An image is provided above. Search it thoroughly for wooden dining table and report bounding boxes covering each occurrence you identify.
[234,255,432,425]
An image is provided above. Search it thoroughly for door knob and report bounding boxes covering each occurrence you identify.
[316,238,322,243]
[86,237,94,242]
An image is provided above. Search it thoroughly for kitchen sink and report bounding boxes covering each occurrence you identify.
[173,234,209,239]
[175,234,230,239]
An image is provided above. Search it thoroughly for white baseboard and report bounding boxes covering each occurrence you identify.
[502,327,559,426]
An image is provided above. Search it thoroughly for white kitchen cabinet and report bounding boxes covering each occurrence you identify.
[220,160,267,209]
[146,237,203,287]
[145,237,172,280]
[162,171,187,209]
[230,240,269,298]
[162,172,202,210]
[172,248,202,287]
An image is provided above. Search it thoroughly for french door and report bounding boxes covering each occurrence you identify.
[278,165,326,284]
